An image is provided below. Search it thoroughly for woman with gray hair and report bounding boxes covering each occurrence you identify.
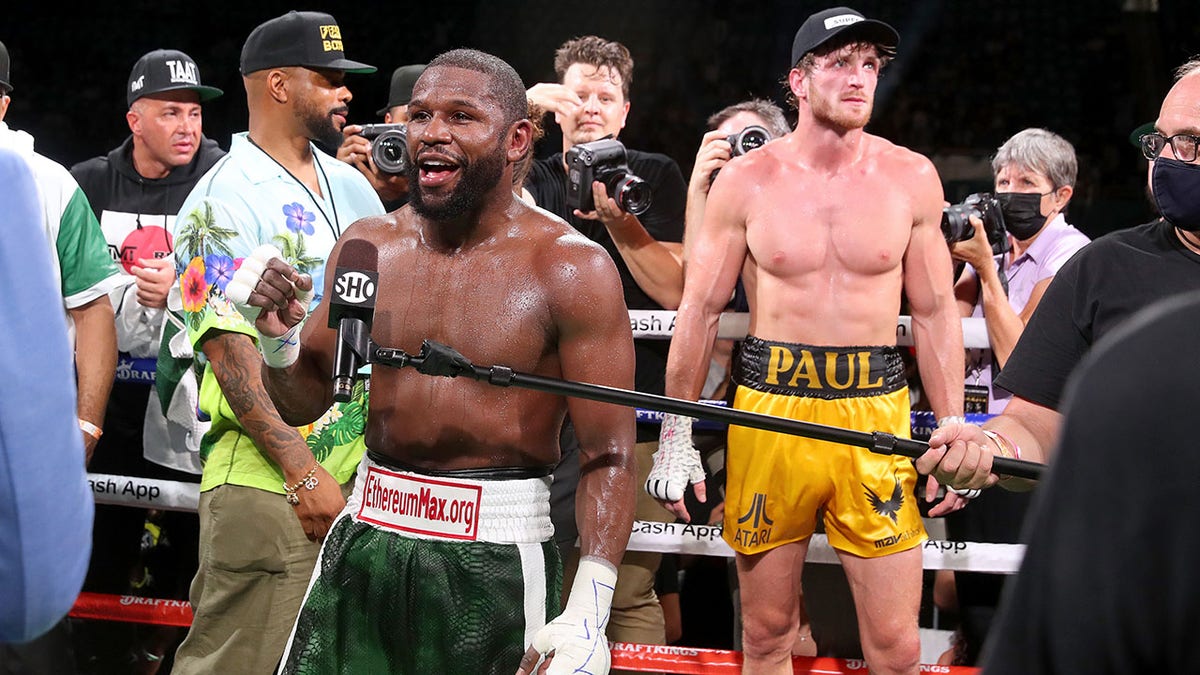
[952,127,1091,413]
[941,127,1091,666]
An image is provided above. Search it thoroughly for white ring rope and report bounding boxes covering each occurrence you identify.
[629,310,991,349]
[87,472,1022,573]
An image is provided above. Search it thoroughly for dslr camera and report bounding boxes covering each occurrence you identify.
[359,123,408,175]
[941,193,1010,255]
[712,124,772,183]
[565,138,652,216]
[727,124,771,156]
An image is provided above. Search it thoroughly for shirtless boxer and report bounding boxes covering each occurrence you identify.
[646,8,965,674]
[234,49,636,675]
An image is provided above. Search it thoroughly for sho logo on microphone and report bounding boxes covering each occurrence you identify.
[333,268,378,306]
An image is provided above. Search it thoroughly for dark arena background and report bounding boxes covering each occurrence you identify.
[6,0,1200,237]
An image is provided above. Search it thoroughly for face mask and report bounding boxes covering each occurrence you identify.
[996,192,1049,240]
[1152,157,1200,233]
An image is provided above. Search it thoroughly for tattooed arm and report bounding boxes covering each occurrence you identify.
[201,331,346,540]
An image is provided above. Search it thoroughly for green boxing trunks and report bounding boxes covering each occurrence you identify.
[279,452,562,674]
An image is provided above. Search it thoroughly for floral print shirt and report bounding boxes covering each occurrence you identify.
[170,133,384,493]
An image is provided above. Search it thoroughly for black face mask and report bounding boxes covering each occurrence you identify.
[1152,157,1200,233]
[996,192,1050,241]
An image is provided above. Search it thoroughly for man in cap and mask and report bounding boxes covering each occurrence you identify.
[167,12,383,674]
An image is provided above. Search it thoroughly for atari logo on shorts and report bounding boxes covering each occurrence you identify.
[734,492,774,547]
[358,466,482,540]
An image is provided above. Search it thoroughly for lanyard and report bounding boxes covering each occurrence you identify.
[246,136,342,238]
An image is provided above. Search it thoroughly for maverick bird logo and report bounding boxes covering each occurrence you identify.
[863,470,904,523]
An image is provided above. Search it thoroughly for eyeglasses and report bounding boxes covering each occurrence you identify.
[1140,132,1200,162]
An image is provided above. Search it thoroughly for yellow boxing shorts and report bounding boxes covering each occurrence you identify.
[723,336,926,558]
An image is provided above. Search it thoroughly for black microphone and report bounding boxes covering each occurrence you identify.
[328,240,379,403]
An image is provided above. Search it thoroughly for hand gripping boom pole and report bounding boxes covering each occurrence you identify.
[371,340,1044,481]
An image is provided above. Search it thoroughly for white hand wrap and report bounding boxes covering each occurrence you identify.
[645,413,705,502]
[224,245,313,368]
[531,558,615,675]
[948,486,982,500]
[257,321,305,369]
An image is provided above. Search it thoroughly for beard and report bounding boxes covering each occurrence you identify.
[407,142,507,222]
[297,98,347,151]
[809,90,873,131]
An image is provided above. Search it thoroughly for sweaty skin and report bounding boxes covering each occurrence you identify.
[659,42,964,675]
[257,65,638,570]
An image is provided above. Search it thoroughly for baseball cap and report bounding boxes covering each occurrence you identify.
[127,49,223,107]
[0,40,11,93]
[1130,121,1155,149]
[240,11,375,76]
[375,64,426,116]
[790,6,899,68]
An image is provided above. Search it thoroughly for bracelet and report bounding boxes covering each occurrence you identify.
[283,461,320,506]
[981,429,1022,460]
[78,418,103,441]
[937,415,966,428]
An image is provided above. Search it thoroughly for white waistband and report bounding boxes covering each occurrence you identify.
[349,454,553,544]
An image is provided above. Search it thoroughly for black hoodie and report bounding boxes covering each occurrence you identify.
[71,134,225,257]
[68,135,225,443]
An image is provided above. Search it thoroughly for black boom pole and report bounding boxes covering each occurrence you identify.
[370,340,1044,481]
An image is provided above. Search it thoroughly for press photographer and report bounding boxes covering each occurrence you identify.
[942,127,1090,666]
[337,64,424,209]
[684,98,790,262]
[523,35,687,668]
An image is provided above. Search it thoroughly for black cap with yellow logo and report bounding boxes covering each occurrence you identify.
[240,11,376,76]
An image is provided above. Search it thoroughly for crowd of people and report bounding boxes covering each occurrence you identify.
[3,5,1200,675]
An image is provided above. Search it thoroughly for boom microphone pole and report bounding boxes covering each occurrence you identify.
[370,339,1044,481]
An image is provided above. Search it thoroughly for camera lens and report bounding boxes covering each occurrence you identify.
[940,205,978,244]
[613,175,652,216]
[370,129,408,174]
[731,125,771,156]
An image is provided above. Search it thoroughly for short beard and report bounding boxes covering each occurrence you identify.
[297,100,344,151]
[408,144,507,222]
[808,84,872,131]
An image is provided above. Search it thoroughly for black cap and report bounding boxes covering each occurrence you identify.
[790,6,899,68]
[0,40,11,94]
[1130,121,1155,149]
[240,11,375,76]
[127,49,223,107]
[375,64,426,116]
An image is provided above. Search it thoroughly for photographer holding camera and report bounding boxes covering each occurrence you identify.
[524,35,687,668]
[684,98,790,264]
[940,127,1089,665]
[336,63,424,209]
[949,128,1090,414]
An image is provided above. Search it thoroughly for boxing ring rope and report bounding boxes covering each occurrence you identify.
[629,310,992,348]
[70,312,1000,671]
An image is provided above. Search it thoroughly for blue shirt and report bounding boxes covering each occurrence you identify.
[170,133,385,493]
[0,148,93,643]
